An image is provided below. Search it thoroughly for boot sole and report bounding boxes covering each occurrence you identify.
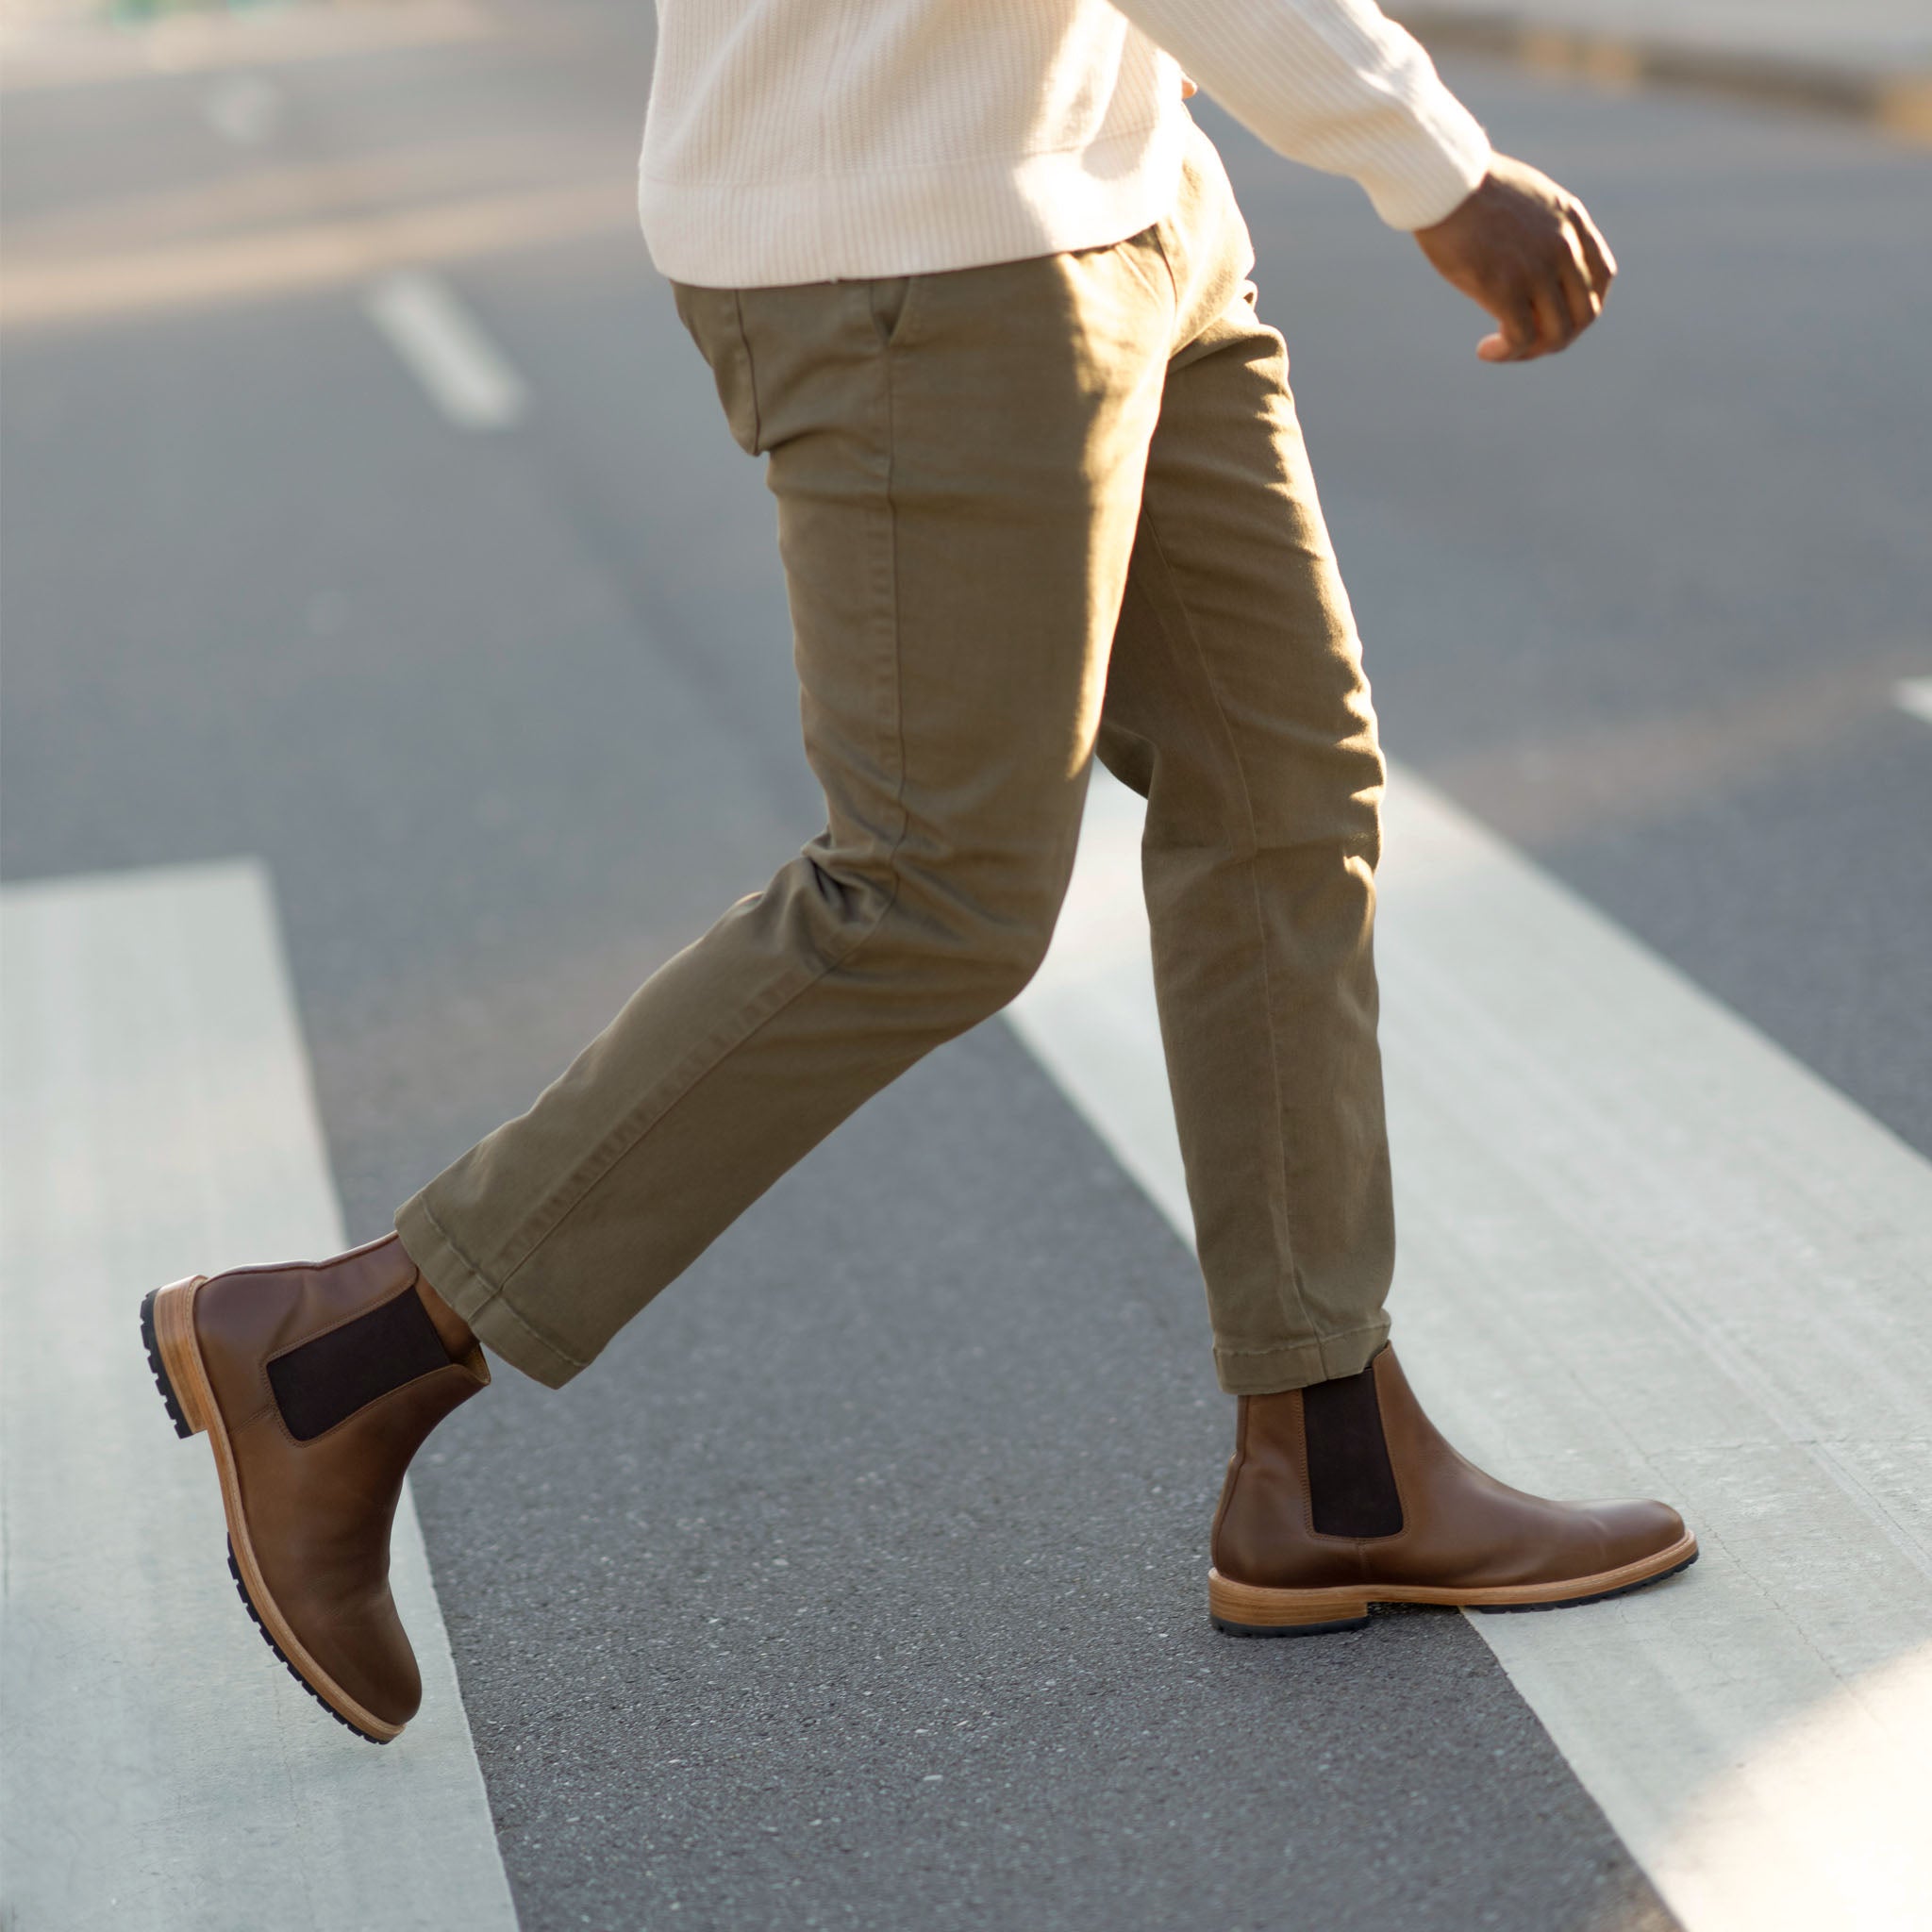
[140,1277,403,1744]
[1207,1532,1700,1637]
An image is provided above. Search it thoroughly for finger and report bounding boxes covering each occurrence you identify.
[1522,275,1575,358]
[1568,203,1616,296]
[1557,231,1602,337]
[1491,289,1542,360]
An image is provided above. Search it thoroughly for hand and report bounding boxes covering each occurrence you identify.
[1413,154,1617,363]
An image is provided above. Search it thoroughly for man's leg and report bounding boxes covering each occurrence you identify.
[1104,139,1691,1633]
[395,248,1176,1388]
[1099,158,1391,1397]
[142,227,1194,1738]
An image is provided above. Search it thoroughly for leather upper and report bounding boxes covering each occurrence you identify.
[194,1233,488,1728]
[1212,1347,1685,1591]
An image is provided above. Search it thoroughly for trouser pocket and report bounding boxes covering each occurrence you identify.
[672,281,762,454]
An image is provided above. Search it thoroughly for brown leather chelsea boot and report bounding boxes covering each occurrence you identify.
[1208,1346,1694,1635]
[140,1232,489,1741]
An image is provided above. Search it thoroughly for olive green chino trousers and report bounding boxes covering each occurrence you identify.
[395,125,1395,1396]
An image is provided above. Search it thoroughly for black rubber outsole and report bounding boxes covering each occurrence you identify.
[138,1289,390,1746]
[138,1288,194,1441]
[225,1541,390,1744]
[1211,1548,1700,1639]
[1212,1613,1371,1640]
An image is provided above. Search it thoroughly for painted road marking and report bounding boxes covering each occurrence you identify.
[1895,676,1932,725]
[1008,763,1932,1932]
[365,268,527,431]
[0,861,516,1932]
[201,72,283,144]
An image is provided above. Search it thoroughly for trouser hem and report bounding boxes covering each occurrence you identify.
[1213,1316,1391,1395]
[394,1194,587,1391]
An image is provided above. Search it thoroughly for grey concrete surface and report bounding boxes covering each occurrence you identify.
[3,4,1925,1926]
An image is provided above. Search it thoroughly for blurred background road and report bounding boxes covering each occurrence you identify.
[3,3,1929,1929]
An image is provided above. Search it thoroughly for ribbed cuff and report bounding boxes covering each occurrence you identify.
[1357,94,1491,230]
[394,1194,586,1391]
[1213,1316,1391,1394]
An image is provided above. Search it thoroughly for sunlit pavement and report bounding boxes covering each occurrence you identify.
[4,5,1929,1929]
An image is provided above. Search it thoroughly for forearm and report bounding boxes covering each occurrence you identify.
[1115,0,1491,229]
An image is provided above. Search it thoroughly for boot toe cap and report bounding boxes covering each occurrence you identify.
[303,1598,424,1731]
[1595,1496,1691,1572]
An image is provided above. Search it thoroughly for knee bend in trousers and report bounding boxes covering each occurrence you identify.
[809,849,1066,1031]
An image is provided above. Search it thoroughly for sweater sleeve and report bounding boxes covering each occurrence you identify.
[1110,0,1492,229]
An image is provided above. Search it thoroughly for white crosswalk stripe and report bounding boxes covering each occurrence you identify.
[1008,762,1932,1932]
[0,861,516,1932]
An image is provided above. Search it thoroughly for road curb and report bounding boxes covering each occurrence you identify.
[1392,8,1932,145]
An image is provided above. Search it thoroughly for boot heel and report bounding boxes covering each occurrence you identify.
[141,1276,212,1439]
[1207,1569,1371,1638]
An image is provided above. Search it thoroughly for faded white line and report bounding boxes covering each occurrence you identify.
[1008,762,1932,1932]
[0,861,517,1932]
[365,268,527,431]
[1894,676,1932,726]
[201,72,283,144]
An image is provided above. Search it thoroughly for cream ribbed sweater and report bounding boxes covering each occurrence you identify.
[639,0,1491,289]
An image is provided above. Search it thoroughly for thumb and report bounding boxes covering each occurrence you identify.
[1477,330,1512,362]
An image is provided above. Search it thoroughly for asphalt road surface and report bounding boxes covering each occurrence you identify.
[5,4,1928,1927]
